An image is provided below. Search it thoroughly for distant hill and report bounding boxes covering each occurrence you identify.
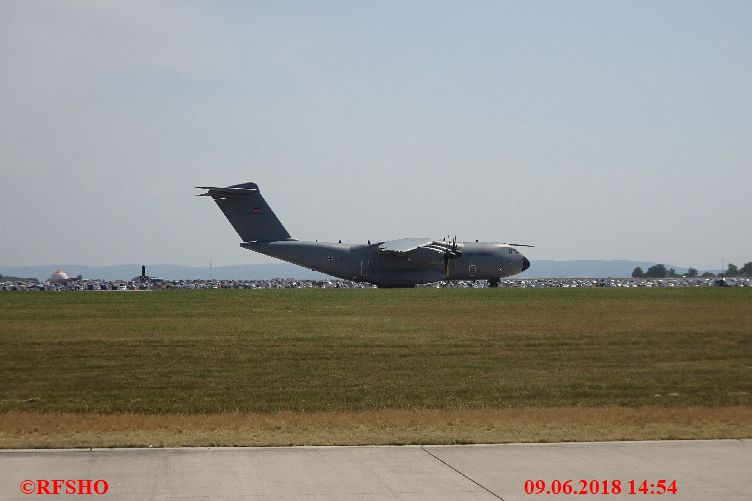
[0,264,330,281]
[0,273,38,282]
[1,260,701,281]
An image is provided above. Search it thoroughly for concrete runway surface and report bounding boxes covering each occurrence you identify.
[1,440,749,500]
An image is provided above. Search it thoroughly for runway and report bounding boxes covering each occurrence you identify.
[1,440,749,500]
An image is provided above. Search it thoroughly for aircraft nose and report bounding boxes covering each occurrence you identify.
[522,256,530,272]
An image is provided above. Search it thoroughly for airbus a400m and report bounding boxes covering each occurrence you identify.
[198,182,531,288]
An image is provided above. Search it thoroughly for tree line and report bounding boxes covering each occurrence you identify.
[632,262,752,278]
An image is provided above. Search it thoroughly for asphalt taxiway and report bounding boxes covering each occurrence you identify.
[1,440,749,500]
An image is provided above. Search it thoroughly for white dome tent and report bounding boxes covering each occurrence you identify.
[49,269,68,283]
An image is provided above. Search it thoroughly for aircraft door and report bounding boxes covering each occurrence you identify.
[469,264,476,277]
[361,260,370,276]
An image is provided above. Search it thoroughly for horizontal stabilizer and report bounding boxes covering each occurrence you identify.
[196,183,259,198]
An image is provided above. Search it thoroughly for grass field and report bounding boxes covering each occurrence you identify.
[1,288,750,447]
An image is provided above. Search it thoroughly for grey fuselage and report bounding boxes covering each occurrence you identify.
[242,240,528,288]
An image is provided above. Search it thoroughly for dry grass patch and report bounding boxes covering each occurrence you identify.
[1,406,750,448]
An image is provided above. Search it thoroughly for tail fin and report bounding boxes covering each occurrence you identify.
[197,182,292,242]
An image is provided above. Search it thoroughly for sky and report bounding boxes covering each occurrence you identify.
[1,1,750,270]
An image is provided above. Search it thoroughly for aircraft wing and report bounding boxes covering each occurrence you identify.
[378,238,434,253]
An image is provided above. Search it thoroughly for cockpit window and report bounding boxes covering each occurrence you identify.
[508,248,519,254]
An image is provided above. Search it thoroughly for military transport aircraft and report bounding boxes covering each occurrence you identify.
[198,182,531,288]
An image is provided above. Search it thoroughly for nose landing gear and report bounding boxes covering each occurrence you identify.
[488,278,500,288]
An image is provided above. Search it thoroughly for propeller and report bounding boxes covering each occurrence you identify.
[424,237,462,276]
[443,235,461,277]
